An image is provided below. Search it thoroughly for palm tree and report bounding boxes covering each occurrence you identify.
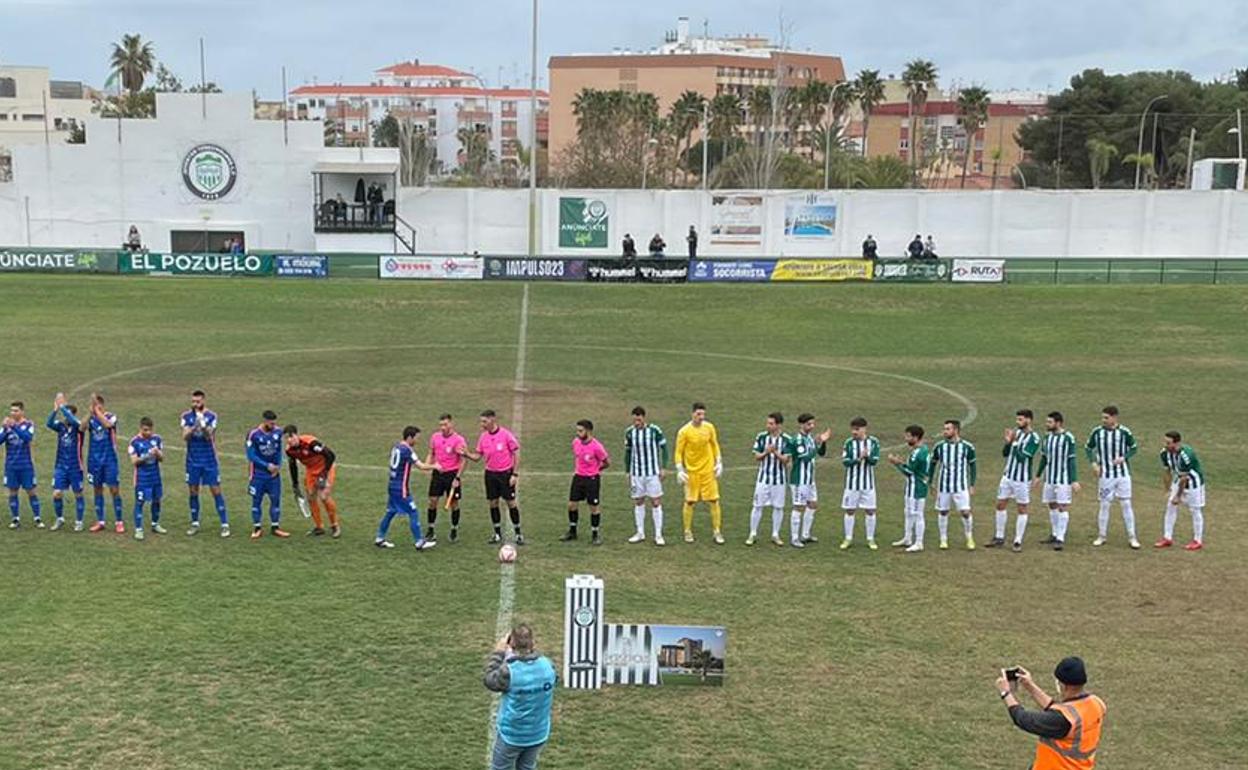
[747,86,773,148]
[668,90,706,184]
[955,86,991,188]
[901,59,938,175]
[855,155,911,189]
[1122,152,1156,189]
[796,80,832,154]
[708,93,743,168]
[691,649,714,682]
[1086,138,1118,189]
[853,70,885,157]
[109,34,156,96]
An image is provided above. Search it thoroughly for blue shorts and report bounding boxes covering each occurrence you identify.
[387,489,418,516]
[249,474,281,500]
[53,466,85,492]
[4,466,37,490]
[87,456,120,487]
[136,482,163,503]
[185,464,221,488]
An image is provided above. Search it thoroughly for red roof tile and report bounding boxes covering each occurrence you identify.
[376,62,474,78]
[290,84,548,99]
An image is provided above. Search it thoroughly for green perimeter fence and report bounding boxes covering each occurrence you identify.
[2,247,1248,285]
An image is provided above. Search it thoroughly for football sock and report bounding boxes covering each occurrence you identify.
[1096,501,1110,537]
[268,501,280,526]
[913,512,926,545]
[590,512,601,531]
[568,507,579,529]
[213,493,228,524]
[8,494,17,520]
[801,510,814,540]
[450,507,461,528]
[1163,504,1178,540]
[1055,511,1069,540]
[94,492,105,521]
[1192,507,1204,542]
[1121,500,1137,538]
[53,496,64,519]
[843,513,854,540]
[938,513,949,540]
[133,501,144,530]
[376,510,396,540]
[325,498,339,527]
[1013,513,1028,543]
[709,501,722,532]
[509,506,521,535]
[651,505,663,534]
[789,511,800,542]
[994,510,1007,539]
[1048,509,1058,535]
[682,502,694,532]
[112,493,123,521]
[634,504,645,534]
[151,500,161,524]
[902,510,914,543]
[75,495,85,521]
[189,493,201,523]
[772,508,784,538]
[427,507,438,528]
[748,505,762,536]
[251,495,263,526]
[408,511,423,542]
[962,513,974,537]
[490,505,502,535]
[309,498,323,529]
[865,513,877,541]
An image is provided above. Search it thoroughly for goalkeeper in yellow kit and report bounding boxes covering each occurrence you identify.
[674,402,725,544]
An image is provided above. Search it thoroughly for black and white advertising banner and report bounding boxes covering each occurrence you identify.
[562,574,604,690]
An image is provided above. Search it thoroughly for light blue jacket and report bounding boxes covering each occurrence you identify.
[484,651,557,747]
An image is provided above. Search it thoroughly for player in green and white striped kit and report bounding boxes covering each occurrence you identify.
[1085,405,1140,549]
[1157,431,1206,551]
[1034,411,1079,551]
[928,419,977,550]
[784,413,831,548]
[746,412,790,546]
[839,416,880,550]
[887,425,931,553]
[992,409,1040,552]
[624,406,668,546]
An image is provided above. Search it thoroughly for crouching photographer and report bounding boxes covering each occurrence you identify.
[996,656,1106,769]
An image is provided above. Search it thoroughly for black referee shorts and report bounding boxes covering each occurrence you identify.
[484,469,516,502]
[569,474,601,506]
[428,470,462,501]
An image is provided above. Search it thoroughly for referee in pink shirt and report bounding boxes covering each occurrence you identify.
[461,409,523,544]
[560,419,611,545]
[425,413,467,543]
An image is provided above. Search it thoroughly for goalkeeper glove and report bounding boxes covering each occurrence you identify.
[676,465,688,485]
[714,459,723,478]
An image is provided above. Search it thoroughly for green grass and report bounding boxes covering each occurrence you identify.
[1,275,1247,769]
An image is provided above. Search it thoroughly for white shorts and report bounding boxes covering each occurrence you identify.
[1169,483,1206,509]
[841,488,877,511]
[752,483,786,509]
[997,478,1031,505]
[1098,477,1133,501]
[936,490,971,513]
[791,483,818,508]
[905,497,927,516]
[1042,483,1073,505]
[629,475,663,500]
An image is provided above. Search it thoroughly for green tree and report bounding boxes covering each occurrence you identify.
[456,126,493,180]
[373,114,400,147]
[902,59,939,176]
[1122,151,1156,189]
[747,86,773,148]
[955,86,991,188]
[854,69,886,157]
[668,90,706,185]
[1085,137,1118,188]
[707,92,743,168]
[109,34,155,96]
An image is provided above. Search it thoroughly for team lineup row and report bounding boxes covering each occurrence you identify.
[1,394,1208,552]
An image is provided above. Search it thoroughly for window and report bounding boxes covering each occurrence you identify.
[923,116,937,127]
[22,114,44,122]
[975,138,984,151]
[899,138,910,150]
[0,114,7,121]
[0,77,14,98]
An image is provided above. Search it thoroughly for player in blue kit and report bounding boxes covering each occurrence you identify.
[182,390,229,538]
[45,393,86,531]
[375,426,438,551]
[127,417,166,541]
[246,410,289,540]
[86,393,125,533]
[2,401,42,528]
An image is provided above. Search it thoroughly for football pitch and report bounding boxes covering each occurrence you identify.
[1,274,1246,769]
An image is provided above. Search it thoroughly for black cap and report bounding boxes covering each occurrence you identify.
[1054,657,1087,686]
[262,410,278,421]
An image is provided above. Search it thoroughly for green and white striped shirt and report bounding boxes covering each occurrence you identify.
[1161,444,1205,489]
[931,439,977,493]
[786,432,825,486]
[1038,430,1078,485]
[841,436,880,491]
[895,444,931,500]
[1085,425,1137,479]
[1002,429,1040,482]
[753,431,789,485]
[624,424,667,477]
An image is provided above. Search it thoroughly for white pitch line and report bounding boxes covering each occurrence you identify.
[485,283,528,766]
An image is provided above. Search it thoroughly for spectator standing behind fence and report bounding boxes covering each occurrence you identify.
[923,235,938,259]
[861,234,878,260]
[367,183,385,224]
[907,234,925,259]
[648,233,666,257]
[485,624,557,770]
[687,225,699,258]
[997,657,1106,770]
[622,233,637,258]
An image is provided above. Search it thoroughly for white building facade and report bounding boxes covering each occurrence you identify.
[289,61,548,177]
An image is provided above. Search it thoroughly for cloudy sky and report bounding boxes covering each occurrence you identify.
[2,0,1243,96]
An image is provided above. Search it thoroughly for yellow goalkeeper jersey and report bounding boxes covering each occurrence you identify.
[675,421,721,475]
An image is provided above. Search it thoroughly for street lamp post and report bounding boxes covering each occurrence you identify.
[1134,94,1167,190]
[641,135,658,190]
[526,0,539,256]
[818,80,848,189]
[701,100,710,190]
